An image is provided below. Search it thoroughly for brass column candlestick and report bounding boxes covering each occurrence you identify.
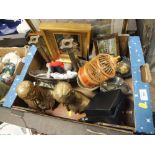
[60,38,81,72]
[16,81,55,111]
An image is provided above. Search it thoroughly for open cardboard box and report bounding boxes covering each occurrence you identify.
[0,47,27,75]
[0,35,154,135]
[0,47,28,103]
[0,46,43,102]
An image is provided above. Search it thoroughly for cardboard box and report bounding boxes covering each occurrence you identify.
[0,36,154,135]
[1,45,43,106]
[0,46,27,75]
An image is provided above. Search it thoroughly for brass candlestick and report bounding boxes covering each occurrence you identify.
[16,81,55,111]
[53,81,90,113]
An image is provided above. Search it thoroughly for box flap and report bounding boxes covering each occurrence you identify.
[129,36,154,134]
[3,45,37,108]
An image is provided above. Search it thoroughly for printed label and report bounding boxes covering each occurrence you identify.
[139,89,148,101]
[138,102,148,109]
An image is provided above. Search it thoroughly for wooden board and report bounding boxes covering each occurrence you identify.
[40,22,91,32]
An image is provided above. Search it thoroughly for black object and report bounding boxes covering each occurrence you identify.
[0,33,28,47]
[50,66,65,74]
[84,89,125,124]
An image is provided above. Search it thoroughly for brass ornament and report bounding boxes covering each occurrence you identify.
[53,81,72,103]
[53,81,90,113]
[16,81,55,111]
[78,54,119,88]
[116,61,130,75]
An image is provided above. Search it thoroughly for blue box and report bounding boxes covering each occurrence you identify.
[129,36,154,134]
[3,45,37,108]
[2,37,154,134]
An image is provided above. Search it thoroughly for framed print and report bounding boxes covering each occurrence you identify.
[94,33,119,56]
[39,22,91,61]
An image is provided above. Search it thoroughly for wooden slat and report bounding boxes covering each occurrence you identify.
[39,22,91,32]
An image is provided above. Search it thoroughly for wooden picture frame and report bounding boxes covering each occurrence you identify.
[94,33,119,56]
[39,23,91,61]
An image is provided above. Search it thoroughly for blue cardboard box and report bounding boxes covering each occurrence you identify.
[129,36,154,134]
[1,36,154,135]
[3,45,37,108]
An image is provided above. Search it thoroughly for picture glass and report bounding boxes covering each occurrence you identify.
[97,38,117,56]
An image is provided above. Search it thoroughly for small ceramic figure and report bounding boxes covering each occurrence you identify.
[46,61,65,78]
[0,63,15,84]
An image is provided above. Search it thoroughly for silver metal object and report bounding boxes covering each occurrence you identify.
[100,76,132,95]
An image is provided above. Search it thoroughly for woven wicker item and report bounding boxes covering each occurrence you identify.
[78,54,119,88]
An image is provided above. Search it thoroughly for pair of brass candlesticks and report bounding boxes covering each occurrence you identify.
[16,81,90,113]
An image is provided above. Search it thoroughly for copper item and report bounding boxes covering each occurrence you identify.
[117,61,130,75]
[78,54,119,88]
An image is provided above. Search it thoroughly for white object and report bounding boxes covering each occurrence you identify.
[50,71,77,80]
[139,89,148,101]
[17,20,31,34]
[2,52,20,65]
[0,122,32,135]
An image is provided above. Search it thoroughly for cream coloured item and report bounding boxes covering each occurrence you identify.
[2,52,20,65]
[16,81,55,110]
[53,81,90,113]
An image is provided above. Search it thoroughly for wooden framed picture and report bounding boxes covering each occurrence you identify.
[94,33,119,56]
[39,23,91,61]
